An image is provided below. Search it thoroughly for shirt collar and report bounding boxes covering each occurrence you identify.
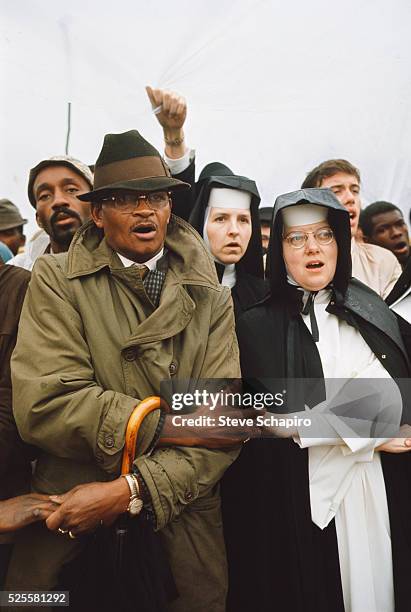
[116,248,164,271]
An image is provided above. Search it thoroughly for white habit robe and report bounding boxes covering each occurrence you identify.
[294,289,401,612]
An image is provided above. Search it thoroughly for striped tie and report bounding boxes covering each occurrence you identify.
[134,264,149,280]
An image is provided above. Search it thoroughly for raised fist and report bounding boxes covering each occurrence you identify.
[146,85,187,131]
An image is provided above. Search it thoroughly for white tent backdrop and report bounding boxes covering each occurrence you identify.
[2,0,411,237]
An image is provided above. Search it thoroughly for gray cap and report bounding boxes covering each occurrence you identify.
[27,156,94,208]
[0,199,28,231]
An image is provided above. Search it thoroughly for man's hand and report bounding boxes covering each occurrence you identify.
[146,86,187,131]
[146,85,187,159]
[0,494,58,533]
[46,478,130,536]
[377,424,411,453]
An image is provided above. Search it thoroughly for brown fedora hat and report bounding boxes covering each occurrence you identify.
[78,130,190,201]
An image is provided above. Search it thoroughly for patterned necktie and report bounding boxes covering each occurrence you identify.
[143,269,166,306]
[133,263,165,306]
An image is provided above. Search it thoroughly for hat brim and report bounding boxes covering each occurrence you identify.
[0,219,28,231]
[78,176,191,202]
[259,211,274,223]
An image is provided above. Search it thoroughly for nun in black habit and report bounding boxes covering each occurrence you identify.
[187,162,267,318]
[223,188,411,612]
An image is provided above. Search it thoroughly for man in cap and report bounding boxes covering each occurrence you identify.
[0,199,27,256]
[8,129,240,611]
[302,159,401,299]
[9,156,93,270]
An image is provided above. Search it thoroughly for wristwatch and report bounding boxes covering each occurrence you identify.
[122,473,143,516]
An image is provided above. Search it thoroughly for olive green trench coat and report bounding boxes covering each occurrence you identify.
[8,215,240,611]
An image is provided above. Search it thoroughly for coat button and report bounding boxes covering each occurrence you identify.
[330,301,335,306]
[169,362,177,376]
[123,348,136,362]
[381,354,387,359]
[104,434,115,448]
[185,491,193,501]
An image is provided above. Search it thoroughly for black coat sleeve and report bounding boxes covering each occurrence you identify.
[171,159,195,222]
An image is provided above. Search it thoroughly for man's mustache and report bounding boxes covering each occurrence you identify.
[50,209,81,226]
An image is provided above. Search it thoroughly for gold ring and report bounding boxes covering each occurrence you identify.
[68,530,77,539]
[58,528,68,535]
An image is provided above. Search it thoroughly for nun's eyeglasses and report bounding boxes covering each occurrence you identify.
[283,228,334,249]
[99,191,171,212]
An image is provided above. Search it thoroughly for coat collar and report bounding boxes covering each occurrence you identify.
[61,215,224,348]
[328,279,408,362]
[64,214,220,288]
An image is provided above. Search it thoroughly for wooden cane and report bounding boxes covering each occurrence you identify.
[121,397,245,473]
[121,396,169,475]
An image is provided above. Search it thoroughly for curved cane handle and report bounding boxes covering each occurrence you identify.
[121,396,169,475]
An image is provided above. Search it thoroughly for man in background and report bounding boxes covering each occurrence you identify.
[0,252,56,587]
[258,206,273,255]
[0,199,27,256]
[301,159,401,299]
[360,201,410,269]
[9,156,93,270]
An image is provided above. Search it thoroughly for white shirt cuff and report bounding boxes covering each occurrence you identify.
[164,148,195,175]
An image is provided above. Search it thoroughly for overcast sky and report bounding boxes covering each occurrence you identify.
[2,0,411,236]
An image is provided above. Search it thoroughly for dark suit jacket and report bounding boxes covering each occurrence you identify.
[385,256,411,361]
[386,255,411,306]
[0,265,33,500]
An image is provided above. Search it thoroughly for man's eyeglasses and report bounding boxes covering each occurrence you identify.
[99,191,171,212]
[283,227,335,249]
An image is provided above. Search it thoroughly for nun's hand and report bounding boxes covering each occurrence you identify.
[0,494,58,533]
[156,378,263,446]
[377,424,411,453]
[46,478,130,537]
[255,413,298,438]
[158,407,263,448]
